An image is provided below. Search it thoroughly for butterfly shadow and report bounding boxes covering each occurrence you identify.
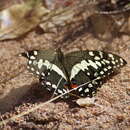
[19,69,122,106]
[0,70,121,115]
[0,82,81,116]
[25,82,89,113]
[27,83,81,109]
[0,82,50,114]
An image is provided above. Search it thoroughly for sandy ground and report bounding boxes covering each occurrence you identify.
[0,0,130,130]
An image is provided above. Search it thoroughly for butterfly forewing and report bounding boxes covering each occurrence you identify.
[21,49,69,97]
[22,49,58,75]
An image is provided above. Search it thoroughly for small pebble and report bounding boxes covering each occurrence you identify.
[76,97,95,107]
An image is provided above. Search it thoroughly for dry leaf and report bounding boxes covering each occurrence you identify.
[0,0,50,40]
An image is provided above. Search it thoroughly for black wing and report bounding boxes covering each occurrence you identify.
[21,49,69,98]
[64,50,127,97]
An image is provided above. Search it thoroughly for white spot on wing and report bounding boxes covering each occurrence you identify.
[108,66,112,69]
[101,61,105,65]
[41,76,44,79]
[63,89,67,93]
[52,84,57,89]
[47,88,51,91]
[51,64,66,80]
[30,56,36,60]
[58,89,64,94]
[99,51,103,58]
[41,82,44,85]
[117,65,120,67]
[113,66,116,68]
[28,60,32,64]
[84,88,89,93]
[103,59,110,64]
[92,81,98,85]
[108,54,114,60]
[80,94,84,96]
[70,63,85,80]
[120,63,123,66]
[46,82,51,86]
[78,87,83,92]
[112,61,116,65]
[88,60,98,69]
[81,60,89,70]
[36,71,40,75]
[95,61,102,67]
[89,51,94,56]
[27,66,30,69]
[34,51,38,55]
[38,59,44,69]
[33,60,37,65]
[94,56,100,60]
[31,67,35,71]
[100,71,104,75]
[94,72,98,77]
[88,84,93,88]
[41,72,45,76]
[120,58,124,63]
[104,68,107,71]
[87,72,90,76]
[116,60,118,63]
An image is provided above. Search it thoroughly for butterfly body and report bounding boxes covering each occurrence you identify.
[21,49,126,98]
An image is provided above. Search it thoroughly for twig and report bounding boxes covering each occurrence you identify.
[0,77,101,126]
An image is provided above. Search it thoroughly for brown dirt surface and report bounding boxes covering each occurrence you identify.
[0,0,130,130]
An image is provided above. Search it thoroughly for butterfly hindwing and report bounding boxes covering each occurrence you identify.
[39,69,69,97]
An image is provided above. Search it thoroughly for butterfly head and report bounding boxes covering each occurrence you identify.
[20,50,38,60]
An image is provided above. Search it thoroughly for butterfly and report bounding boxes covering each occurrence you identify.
[21,49,127,98]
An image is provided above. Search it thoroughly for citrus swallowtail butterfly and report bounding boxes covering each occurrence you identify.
[21,49,127,98]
